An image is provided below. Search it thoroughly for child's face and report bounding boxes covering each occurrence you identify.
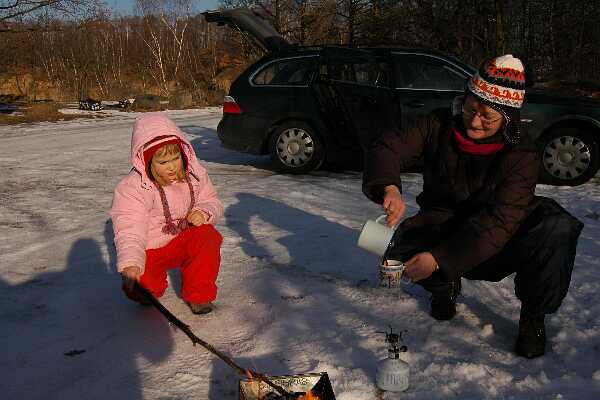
[151,148,184,185]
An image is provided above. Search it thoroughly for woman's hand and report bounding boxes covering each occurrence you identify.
[187,210,208,226]
[121,265,141,291]
[403,252,438,282]
[382,185,406,226]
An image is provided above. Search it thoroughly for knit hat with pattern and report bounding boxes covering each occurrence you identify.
[466,54,526,144]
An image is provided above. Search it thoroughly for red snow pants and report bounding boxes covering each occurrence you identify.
[139,224,223,303]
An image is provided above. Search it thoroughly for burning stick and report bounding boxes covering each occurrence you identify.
[134,283,293,398]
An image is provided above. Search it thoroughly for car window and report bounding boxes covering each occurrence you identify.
[252,57,315,86]
[394,55,466,90]
[326,61,390,87]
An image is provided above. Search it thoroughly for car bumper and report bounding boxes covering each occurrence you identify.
[217,114,269,155]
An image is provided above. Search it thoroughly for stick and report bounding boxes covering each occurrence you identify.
[134,283,292,398]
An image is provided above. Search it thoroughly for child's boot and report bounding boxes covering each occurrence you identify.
[187,302,213,315]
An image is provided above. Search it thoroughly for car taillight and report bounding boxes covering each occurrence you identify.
[223,96,242,114]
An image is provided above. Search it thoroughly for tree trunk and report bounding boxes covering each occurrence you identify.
[494,0,505,55]
[348,1,355,46]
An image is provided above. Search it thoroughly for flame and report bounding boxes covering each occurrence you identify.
[298,390,320,400]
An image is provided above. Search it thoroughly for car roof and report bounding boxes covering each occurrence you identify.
[258,45,476,74]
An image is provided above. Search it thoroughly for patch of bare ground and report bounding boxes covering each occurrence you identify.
[0,102,99,125]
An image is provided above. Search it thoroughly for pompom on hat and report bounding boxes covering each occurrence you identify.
[468,54,525,108]
[466,54,526,144]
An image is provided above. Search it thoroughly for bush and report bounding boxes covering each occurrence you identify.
[0,101,88,125]
[169,90,194,109]
[26,102,60,119]
[133,94,169,111]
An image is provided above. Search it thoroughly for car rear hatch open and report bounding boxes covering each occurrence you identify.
[202,8,290,53]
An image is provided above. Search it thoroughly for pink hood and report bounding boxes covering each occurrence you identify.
[111,113,223,274]
[131,113,205,187]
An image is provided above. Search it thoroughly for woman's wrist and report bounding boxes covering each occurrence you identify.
[384,184,401,194]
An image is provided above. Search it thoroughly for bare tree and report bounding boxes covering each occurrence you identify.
[0,0,102,22]
[136,0,193,96]
[3,0,600,104]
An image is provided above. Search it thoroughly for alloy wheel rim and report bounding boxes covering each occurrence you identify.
[276,128,314,167]
[543,135,591,181]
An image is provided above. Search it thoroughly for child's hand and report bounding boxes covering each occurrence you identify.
[121,265,141,291]
[187,210,208,226]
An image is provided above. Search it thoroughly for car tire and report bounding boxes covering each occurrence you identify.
[268,121,325,174]
[539,127,600,186]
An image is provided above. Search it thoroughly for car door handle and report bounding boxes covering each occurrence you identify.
[404,100,425,108]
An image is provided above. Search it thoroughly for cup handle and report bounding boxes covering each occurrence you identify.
[375,214,388,225]
[376,214,400,231]
[400,272,412,284]
[397,263,412,284]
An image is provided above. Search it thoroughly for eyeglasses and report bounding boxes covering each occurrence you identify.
[461,105,504,125]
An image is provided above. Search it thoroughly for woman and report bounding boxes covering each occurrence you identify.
[363,55,583,358]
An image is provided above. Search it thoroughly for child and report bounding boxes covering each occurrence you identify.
[111,113,224,314]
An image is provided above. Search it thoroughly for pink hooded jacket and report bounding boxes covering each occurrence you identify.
[111,113,224,274]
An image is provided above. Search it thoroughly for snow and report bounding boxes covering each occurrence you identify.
[1,108,600,399]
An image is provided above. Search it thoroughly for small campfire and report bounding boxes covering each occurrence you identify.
[239,372,336,400]
[259,391,318,400]
[133,283,337,400]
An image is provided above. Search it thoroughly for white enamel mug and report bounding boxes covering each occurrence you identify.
[357,215,397,257]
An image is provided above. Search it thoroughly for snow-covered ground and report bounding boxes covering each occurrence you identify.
[1,108,599,400]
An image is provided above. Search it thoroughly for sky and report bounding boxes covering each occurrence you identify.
[1,107,599,399]
[108,0,220,16]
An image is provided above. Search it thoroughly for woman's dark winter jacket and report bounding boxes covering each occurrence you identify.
[362,109,540,281]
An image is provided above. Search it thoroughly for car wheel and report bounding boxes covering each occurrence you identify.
[268,121,325,174]
[539,127,600,186]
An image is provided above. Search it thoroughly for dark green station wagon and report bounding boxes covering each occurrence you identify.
[205,8,600,186]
